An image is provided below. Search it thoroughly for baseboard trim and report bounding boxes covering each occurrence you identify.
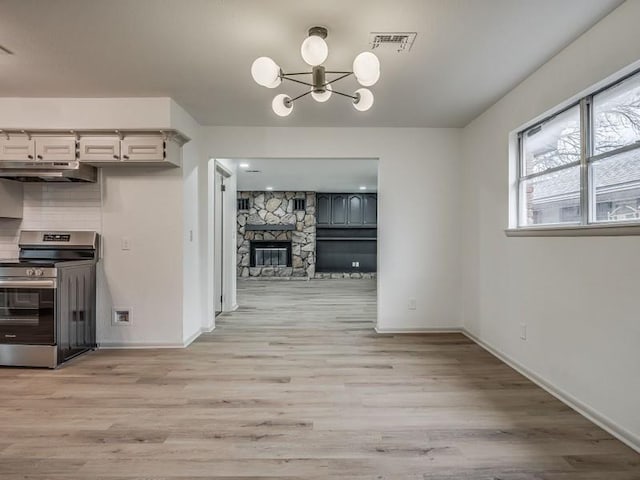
[182,329,203,348]
[462,329,640,454]
[99,342,185,349]
[375,327,463,334]
[202,324,216,333]
[100,324,218,350]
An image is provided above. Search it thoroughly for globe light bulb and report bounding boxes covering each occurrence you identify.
[300,35,328,66]
[311,83,333,103]
[251,57,281,88]
[353,88,374,112]
[356,68,380,87]
[353,52,380,86]
[272,94,293,117]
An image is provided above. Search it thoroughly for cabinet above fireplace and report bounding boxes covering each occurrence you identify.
[317,193,377,227]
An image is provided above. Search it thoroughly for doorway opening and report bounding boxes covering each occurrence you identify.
[209,157,379,330]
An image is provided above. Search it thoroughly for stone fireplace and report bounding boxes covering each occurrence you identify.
[237,191,316,278]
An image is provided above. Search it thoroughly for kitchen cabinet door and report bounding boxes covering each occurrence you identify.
[79,136,121,163]
[121,136,164,162]
[35,137,76,162]
[363,194,377,225]
[317,194,332,225]
[331,194,347,225]
[0,137,35,162]
[347,194,363,225]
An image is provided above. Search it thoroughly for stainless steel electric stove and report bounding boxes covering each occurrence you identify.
[0,231,99,368]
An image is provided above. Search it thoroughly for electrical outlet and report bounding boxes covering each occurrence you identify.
[112,308,132,326]
[408,298,417,310]
[121,237,131,251]
[520,323,527,340]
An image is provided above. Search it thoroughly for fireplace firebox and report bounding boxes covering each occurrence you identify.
[250,240,292,267]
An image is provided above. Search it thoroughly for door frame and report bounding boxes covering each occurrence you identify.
[215,161,231,317]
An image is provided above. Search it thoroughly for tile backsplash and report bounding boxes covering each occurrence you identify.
[0,182,101,258]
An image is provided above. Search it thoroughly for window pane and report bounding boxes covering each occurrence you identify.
[593,71,640,155]
[522,105,581,176]
[591,147,640,222]
[519,166,581,226]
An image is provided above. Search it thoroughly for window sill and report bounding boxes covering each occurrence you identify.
[505,223,640,237]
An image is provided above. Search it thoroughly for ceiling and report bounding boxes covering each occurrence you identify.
[232,158,378,192]
[0,0,623,127]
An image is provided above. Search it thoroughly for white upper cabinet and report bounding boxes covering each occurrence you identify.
[0,137,36,162]
[0,136,77,162]
[35,136,77,162]
[0,130,187,167]
[121,136,164,162]
[78,136,121,163]
[79,135,181,167]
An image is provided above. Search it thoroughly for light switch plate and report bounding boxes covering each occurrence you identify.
[520,323,527,340]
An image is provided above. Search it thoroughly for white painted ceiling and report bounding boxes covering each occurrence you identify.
[232,158,378,193]
[0,0,623,127]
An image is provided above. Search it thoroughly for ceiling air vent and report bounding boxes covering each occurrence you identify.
[369,32,417,53]
[0,45,14,55]
[245,169,262,173]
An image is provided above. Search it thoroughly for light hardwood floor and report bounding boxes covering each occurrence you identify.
[0,278,638,479]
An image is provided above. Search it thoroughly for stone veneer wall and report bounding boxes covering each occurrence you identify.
[237,192,316,278]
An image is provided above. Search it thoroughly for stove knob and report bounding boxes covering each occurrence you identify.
[35,269,44,277]
[26,269,35,277]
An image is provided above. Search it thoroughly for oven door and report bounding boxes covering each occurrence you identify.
[0,279,56,345]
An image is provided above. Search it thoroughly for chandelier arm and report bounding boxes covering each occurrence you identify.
[323,71,353,75]
[331,89,359,101]
[282,76,314,88]
[281,72,313,76]
[288,90,314,103]
[323,72,353,87]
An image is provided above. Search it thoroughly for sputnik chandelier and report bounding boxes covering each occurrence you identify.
[251,26,381,117]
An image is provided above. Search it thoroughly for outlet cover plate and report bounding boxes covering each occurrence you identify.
[112,308,132,326]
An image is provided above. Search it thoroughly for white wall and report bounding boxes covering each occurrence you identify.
[98,167,184,346]
[169,100,207,344]
[461,0,640,450]
[197,127,463,331]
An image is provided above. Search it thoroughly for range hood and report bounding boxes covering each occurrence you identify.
[0,161,97,183]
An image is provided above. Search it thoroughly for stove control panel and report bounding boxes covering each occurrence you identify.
[43,234,71,242]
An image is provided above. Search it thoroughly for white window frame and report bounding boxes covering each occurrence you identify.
[507,65,640,237]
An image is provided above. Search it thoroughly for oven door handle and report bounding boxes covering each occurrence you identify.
[0,279,57,289]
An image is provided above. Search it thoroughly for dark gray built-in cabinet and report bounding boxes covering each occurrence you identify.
[316,193,377,273]
[317,193,377,227]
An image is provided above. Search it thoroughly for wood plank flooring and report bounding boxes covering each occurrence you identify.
[0,278,638,479]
